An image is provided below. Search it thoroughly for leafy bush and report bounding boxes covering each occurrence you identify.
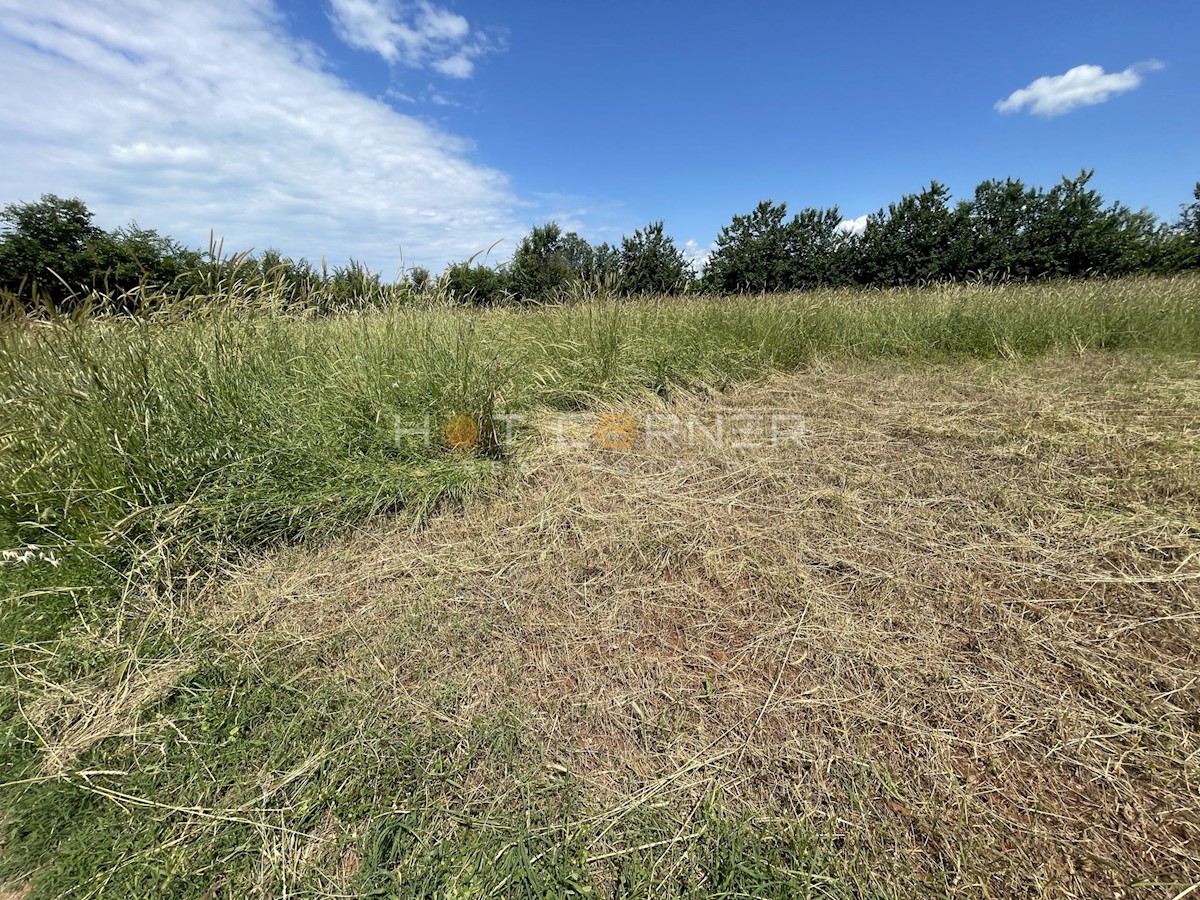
[618,221,691,295]
[508,222,594,301]
[442,262,513,305]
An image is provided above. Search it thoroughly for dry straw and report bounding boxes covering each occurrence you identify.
[213,352,1200,896]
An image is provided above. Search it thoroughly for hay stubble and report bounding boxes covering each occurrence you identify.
[214,353,1200,896]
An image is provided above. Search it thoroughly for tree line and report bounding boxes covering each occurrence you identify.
[2,170,1198,313]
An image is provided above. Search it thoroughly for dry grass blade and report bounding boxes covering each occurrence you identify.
[17,657,193,777]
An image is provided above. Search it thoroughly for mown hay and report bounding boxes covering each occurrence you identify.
[214,353,1200,896]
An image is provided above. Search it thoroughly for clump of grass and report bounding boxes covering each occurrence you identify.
[0,310,498,572]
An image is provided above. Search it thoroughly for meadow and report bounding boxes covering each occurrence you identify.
[1,274,1198,897]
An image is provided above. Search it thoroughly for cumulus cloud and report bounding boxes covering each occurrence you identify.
[995,61,1164,117]
[328,0,499,78]
[682,239,714,275]
[836,214,869,236]
[0,0,527,273]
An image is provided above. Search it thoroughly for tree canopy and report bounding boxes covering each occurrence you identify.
[2,173,1197,313]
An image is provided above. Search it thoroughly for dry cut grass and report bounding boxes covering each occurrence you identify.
[212,352,1200,897]
[18,657,193,777]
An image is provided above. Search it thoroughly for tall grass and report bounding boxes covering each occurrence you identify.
[1,274,1197,571]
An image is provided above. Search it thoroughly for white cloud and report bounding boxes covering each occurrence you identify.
[327,0,498,78]
[0,0,528,273]
[836,214,869,235]
[433,54,474,79]
[682,239,714,274]
[995,61,1164,117]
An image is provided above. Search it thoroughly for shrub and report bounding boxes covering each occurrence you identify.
[618,221,691,295]
[508,222,594,301]
[442,262,512,305]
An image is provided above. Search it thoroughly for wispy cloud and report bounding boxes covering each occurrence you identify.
[522,192,629,245]
[0,0,527,273]
[995,61,1164,118]
[327,0,501,78]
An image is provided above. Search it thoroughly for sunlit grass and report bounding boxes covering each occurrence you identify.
[0,273,1197,897]
[3,274,1197,566]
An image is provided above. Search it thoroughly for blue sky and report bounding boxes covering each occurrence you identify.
[1,0,1197,275]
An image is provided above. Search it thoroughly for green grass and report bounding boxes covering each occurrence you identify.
[4,275,1198,566]
[0,273,1198,897]
[0,629,853,897]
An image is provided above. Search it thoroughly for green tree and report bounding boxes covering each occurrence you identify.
[91,225,204,304]
[0,194,105,307]
[1163,182,1200,270]
[618,221,690,295]
[1180,182,1200,235]
[406,266,432,292]
[1020,170,1148,277]
[591,241,621,287]
[0,195,208,311]
[508,222,594,300]
[704,201,855,293]
[787,207,854,288]
[442,262,512,305]
[703,200,795,293]
[856,182,956,286]
[952,178,1040,279]
[325,259,384,308]
[254,249,322,307]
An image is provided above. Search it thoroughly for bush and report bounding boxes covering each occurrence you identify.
[508,222,594,301]
[618,221,691,295]
[442,262,512,305]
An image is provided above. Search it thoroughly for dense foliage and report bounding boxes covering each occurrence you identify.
[706,173,1198,292]
[704,201,853,293]
[0,195,203,312]
[2,174,1198,312]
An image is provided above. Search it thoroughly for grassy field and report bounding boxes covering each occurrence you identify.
[1,275,1198,897]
